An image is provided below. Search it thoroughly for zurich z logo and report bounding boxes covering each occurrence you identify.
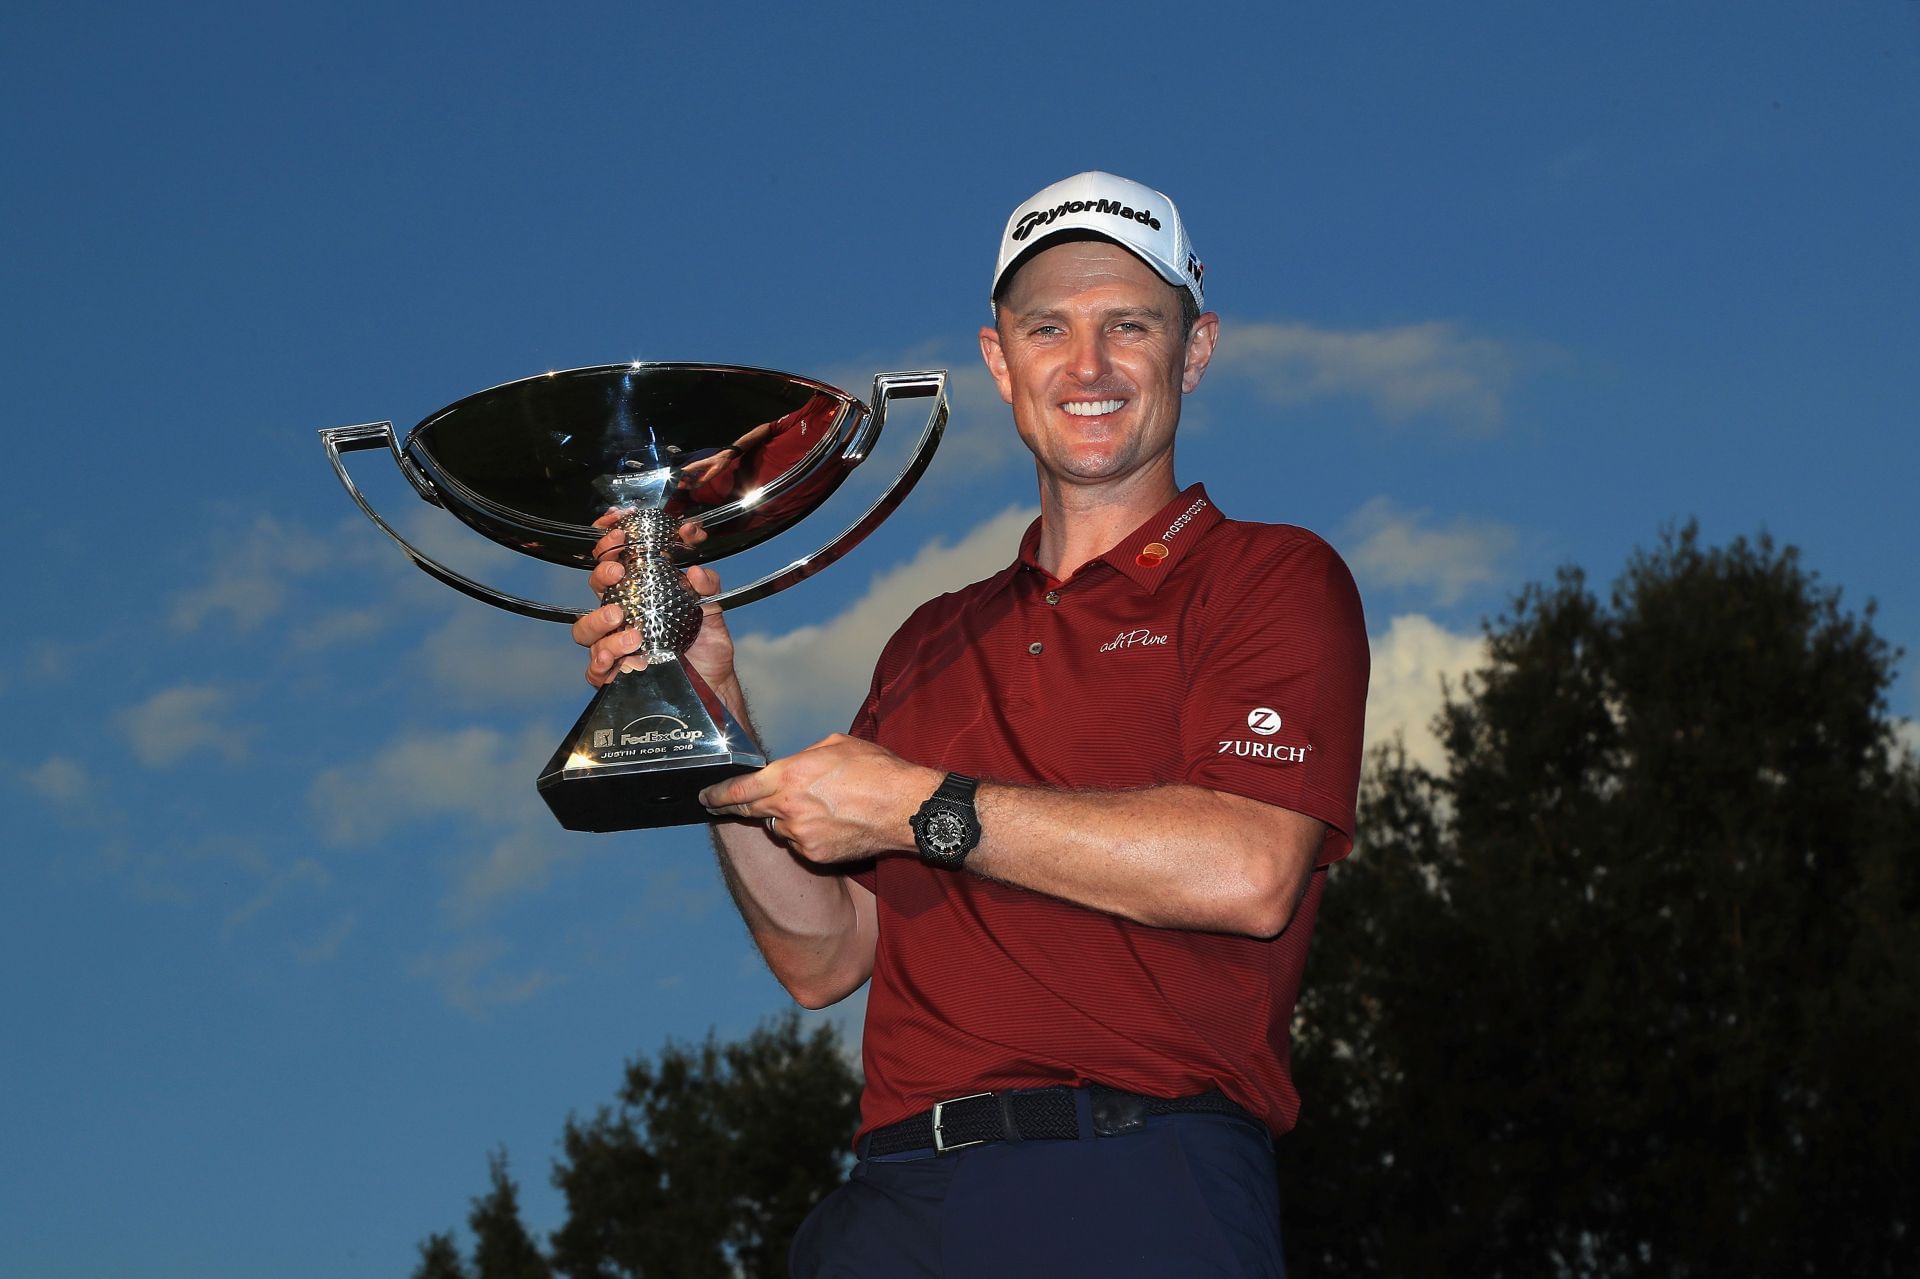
[1247,708,1282,736]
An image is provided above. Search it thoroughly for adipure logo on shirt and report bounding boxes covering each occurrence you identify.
[1099,628,1170,653]
[1219,705,1311,763]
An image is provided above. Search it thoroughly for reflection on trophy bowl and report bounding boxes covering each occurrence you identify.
[404,363,879,570]
[321,363,948,832]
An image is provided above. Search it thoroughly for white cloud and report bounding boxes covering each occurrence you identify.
[627,863,723,924]
[418,607,582,707]
[308,720,586,920]
[120,683,251,769]
[24,754,89,803]
[167,508,480,645]
[1,640,81,694]
[409,938,559,1016]
[1344,496,1517,607]
[291,607,388,651]
[223,857,332,935]
[293,913,358,965]
[394,507,550,601]
[1214,319,1516,429]
[1366,614,1488,772]
[730,506,1036,749]
[1899,666,1920,763]
[308,722,554,843]
[169,515,342,633]
[817,348,1027,479]
[446,827,579,922]
[928,363,1026,477]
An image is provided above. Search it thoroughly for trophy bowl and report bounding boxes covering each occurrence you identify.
[321,362,948,831]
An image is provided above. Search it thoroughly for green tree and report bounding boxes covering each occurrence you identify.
[470,1151,550,1279]
[411,1232,468,1279]
[549,1012,860,1278]
[1282,527,1920,1276]
[414,1013,860,1279]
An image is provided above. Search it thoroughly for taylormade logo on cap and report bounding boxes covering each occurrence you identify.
[1011,198,1162,243]
[992,171,1204,312]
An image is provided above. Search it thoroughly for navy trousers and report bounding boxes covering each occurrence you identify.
[790,1107,1287,1278]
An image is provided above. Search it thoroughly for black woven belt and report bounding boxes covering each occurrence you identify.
[861,1085,1256,1158]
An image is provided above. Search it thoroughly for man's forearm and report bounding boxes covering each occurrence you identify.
[700,733,1325,943]
[839,759,1322,939]
[962,781,1322,939]
[702,677,877,1008]
[708,821,876,1008]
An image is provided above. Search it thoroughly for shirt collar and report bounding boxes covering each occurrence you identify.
[1011,483,1224,595]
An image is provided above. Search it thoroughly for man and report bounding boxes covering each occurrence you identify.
[575,172,1368,1276]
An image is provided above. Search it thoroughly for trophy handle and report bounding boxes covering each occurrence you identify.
[321,421,591,623]
[706,369,949,612]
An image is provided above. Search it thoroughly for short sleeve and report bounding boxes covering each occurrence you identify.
[847,673,881,744]
[1179,533,1369,865]
[845,654,888,891]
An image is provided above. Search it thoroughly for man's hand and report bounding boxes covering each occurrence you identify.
[700,734,940,866]
[572,509,738,701]
[675,449,739,492]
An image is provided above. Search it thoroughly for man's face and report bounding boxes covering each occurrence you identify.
[980,239,1218,490]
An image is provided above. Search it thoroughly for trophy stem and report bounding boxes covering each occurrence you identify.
[604,508,704,662]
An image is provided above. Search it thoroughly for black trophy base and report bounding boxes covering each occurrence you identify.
[537,660,766,832]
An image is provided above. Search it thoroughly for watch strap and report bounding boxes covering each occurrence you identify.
[933,772,978,806]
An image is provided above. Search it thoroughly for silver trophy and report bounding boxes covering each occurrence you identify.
[321,363,947,831]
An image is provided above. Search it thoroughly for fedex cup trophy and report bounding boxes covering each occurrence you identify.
[321,363,947,831]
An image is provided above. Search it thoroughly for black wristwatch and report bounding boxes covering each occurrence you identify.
[909,773,981,868]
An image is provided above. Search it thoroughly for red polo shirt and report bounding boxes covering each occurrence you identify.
[847,484,1369,1138]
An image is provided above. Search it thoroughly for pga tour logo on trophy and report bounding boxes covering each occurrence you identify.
[320,363,948,832]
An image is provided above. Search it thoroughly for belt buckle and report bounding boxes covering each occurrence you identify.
[931,1091,993,1154]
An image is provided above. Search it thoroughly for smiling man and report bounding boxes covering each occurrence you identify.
[576,172,1369,1276]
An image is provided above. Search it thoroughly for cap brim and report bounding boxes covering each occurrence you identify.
[991,229,1194,307]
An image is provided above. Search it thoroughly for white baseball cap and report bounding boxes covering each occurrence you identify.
[990,171,1205,313]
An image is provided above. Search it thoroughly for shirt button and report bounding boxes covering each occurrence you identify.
[1027,642,1044,655]
[1044,591,1061,606]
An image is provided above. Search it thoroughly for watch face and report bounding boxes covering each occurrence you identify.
[914,796,979,866]
[923,807,970,854]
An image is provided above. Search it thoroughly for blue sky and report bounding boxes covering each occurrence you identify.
[5,3,1917,1274]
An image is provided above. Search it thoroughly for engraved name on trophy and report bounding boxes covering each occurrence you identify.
[321,364,948,832]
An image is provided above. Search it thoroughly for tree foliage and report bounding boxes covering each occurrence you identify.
[1282,526,1920,1275]
[411,1232,469,1279]
[414,1013,859,1279]
[471,1151,550,1279]
[411,1151,550,1279]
